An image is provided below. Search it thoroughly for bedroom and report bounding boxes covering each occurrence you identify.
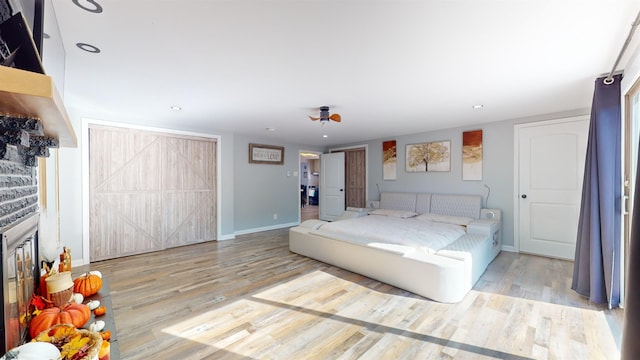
[1,0,639,359]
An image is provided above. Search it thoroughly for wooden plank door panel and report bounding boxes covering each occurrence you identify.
[90,127,162,192]
[345,148,366,208]
[163,137,216,247]
[164,192,216,247]
[89,125,217,261]
[90,127,164,261]
[164,137,216,190]
[91,193,162,260]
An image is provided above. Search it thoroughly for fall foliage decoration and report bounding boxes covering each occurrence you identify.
[99,340,111,360]
[32,324,102,360]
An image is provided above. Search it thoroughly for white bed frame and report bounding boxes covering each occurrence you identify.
[289,192,502,303]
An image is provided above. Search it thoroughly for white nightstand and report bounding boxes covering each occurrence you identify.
[467,219,502,247]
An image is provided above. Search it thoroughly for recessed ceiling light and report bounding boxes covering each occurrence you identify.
[265,128,276,132]
[170,106,182,110]
[323,134,328,138]
[472,104,484,109]
[76,42,101,53]
[73,0,104,13]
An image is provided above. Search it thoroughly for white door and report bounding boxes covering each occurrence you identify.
[319,152,345,221]
[516,116,589,260]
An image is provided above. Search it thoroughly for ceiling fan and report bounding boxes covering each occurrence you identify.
[309,106,341,124]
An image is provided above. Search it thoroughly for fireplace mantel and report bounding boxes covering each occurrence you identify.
[0,66,77,148]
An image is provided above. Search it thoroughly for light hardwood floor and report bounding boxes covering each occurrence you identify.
[301,205,319,222]
[77,228,622,359]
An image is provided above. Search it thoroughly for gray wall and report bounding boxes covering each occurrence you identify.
[233,134,323,233]
[339,109,589,248]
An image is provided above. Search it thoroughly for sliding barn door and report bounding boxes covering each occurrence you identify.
[89,125,217,261]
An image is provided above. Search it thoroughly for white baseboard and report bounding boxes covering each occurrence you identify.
[217,233,236,241]
[501,245,518,253]
[72,258,88,267]
[234,222,299,236]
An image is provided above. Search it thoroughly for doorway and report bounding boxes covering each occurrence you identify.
[299,151,321,222]
[299,146,368,222]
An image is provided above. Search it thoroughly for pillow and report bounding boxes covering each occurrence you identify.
[415,212,474,226]
[368,208,418,218]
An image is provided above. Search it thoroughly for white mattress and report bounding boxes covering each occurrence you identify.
[289,192,501,303]
[309,215,466,254]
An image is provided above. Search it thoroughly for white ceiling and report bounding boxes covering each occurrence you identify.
[48,0,640,147]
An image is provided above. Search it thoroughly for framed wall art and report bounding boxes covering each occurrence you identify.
[406,140,450,172]
[249,143,284,165]
[462,129,483,180]
[382,140,397,180]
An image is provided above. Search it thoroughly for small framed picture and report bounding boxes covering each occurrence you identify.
[249,143,284,165]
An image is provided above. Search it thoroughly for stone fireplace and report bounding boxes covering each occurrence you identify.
[0,212,38,353]
[0,1,76,351]
[0,116,60,353]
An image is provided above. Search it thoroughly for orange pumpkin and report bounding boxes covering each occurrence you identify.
[73,271,103,297]
[29,303,91,338]
[94,306,107,317]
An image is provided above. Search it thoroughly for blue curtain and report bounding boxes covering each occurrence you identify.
[571,74,622,308]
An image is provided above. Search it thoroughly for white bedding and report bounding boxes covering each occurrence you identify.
[309,215,466,255]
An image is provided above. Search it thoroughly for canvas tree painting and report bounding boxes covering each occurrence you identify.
[462,130,483,180]
[383,140,397,180]
[406,141,450,172]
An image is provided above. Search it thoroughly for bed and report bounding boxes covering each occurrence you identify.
[289,192,502,303]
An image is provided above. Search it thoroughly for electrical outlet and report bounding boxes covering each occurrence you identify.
[273,213,278,220]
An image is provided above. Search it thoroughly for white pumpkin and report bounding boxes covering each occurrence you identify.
[72,293,84,304]
[76,270,103,279]
[87,300,101,310]
[88,320,106,332]
[1,342,61,360]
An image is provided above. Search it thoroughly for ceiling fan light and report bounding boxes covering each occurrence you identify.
[310,106,342,124]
